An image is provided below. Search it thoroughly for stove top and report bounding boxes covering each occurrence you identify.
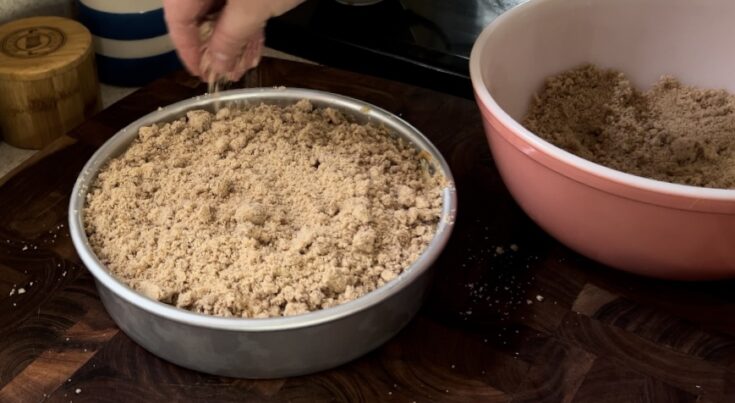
[266,0,526,99]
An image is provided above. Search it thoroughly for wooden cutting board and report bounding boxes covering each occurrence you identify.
[1,58,734,402]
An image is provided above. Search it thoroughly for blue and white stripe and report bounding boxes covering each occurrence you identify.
[77,0,181,86]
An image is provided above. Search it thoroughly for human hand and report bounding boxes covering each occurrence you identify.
[163,0,304,81]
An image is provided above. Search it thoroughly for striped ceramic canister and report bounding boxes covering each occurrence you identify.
[77,0,182,86]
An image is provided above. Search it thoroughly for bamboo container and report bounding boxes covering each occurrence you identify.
[0,16,101,149]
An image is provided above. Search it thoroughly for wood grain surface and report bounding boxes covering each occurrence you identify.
[1,58,735,403]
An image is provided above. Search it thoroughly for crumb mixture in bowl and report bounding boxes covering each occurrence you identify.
[84,100,445,318]
[524,64,735,189]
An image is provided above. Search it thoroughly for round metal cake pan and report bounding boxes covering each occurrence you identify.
[68,88,457,378]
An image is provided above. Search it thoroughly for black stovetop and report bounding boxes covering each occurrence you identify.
[266,0,526,99]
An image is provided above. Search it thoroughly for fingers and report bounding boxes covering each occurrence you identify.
[224,29,265,81]
[163,0,216,77]
[165,0,306,81]
[207,0,305,76]
[207,1,265,75]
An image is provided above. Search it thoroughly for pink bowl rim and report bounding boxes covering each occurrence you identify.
[468,0,735,203]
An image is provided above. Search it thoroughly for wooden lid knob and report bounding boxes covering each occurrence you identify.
[0,16,101,149]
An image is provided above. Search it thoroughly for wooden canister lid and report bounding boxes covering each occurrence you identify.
[0,16,100,149]
[0,16,92,80]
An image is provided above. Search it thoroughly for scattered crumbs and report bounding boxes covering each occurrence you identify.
[483,338,488,343]
[75,389,81,395]
[21,245,28,251]
[393,384,398,388]
[12,303,16,307]
[510,244,519,252]
[83,348,88,352]
[536,294,544,302]
[67,378,71,382]
[17,288,26,295]
[29,282,33,286]
[65,337,70,342]
[62,271,67,277]
[9,289,15,296]
[450,364,456,369]
[495,246,505,255]
[526,299,533,305]
[387,392,392,396]
[445,390,450,393]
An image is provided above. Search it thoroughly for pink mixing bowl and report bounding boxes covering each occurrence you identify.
[469,0,735,279]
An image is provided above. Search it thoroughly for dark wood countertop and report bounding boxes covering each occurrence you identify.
[1,58,734,402]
